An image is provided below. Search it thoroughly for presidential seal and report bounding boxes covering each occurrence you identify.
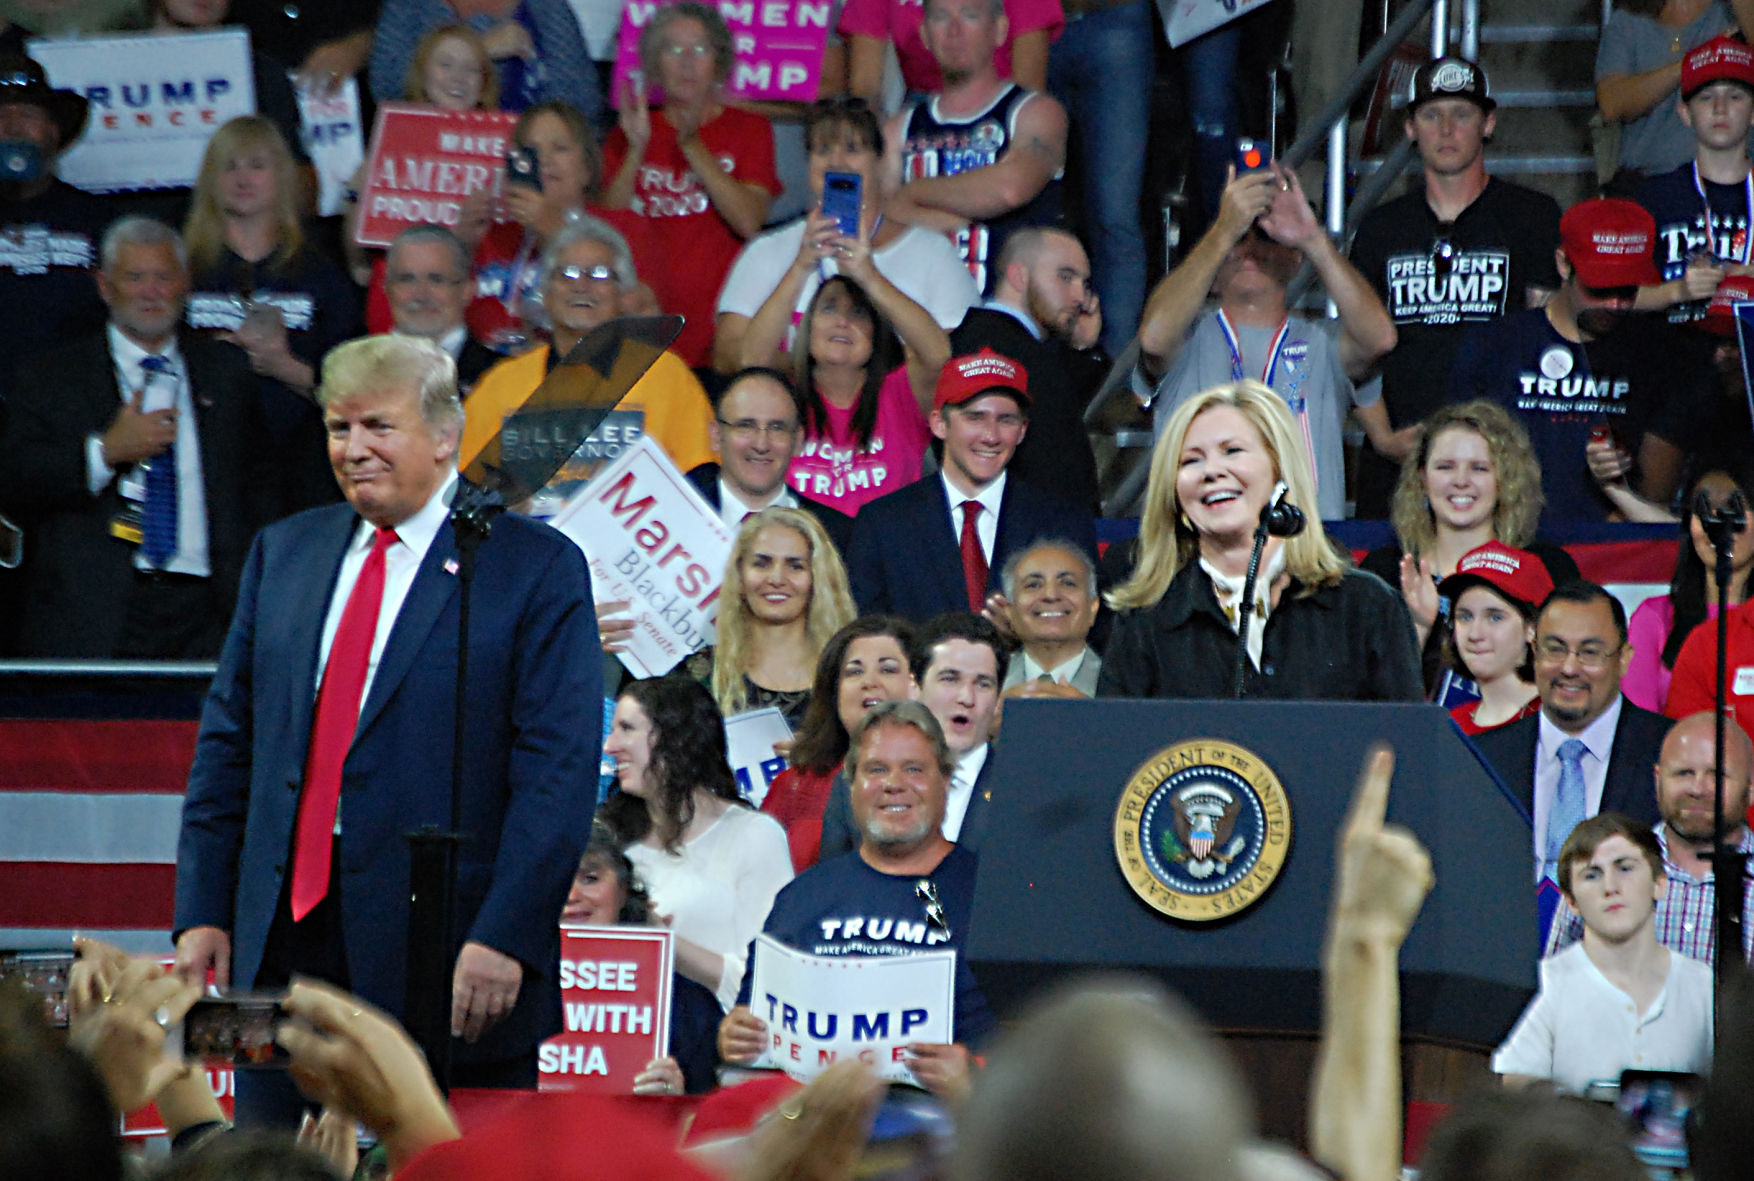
[1113,739,1292,922]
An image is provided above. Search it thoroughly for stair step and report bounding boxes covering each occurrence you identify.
[1479,23,1599,43]
[1494,88,1595,107]
[1358,153,1596,176]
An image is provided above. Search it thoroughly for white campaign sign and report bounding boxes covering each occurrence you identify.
[724,707,793,806]
[748,934,956,1084]
[1158,0,1278,48]
[548,434,731,677]
[31,31,257,191]
[295,77,364,218]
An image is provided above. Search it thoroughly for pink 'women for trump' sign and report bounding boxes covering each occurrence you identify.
[610,0,831,106]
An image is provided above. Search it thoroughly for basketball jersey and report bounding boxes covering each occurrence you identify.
[900,83,1063,295]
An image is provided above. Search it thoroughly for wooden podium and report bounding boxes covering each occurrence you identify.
[965,699,1534,1142]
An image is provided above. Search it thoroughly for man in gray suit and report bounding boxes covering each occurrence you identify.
[996,538,1102,697]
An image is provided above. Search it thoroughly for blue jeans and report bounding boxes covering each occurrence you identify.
[1183,19,1243,222]
[1048,0,1153,355]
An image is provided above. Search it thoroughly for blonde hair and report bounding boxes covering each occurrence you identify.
[1107,381,1348,611]
[405,25,500,109]
[318,335,463,439]
[1389,400,1544,559]
[713,508,856,715]
[183,116,303,276]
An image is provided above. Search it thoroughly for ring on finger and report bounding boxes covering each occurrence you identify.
[153,1006,172,1030]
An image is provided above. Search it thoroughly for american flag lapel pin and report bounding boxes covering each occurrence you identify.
[444,558,459,575]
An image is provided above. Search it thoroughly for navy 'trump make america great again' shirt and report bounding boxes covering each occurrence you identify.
[1637,162,1754,325]
[737,846,997,1045]
[1449,308,1706,523]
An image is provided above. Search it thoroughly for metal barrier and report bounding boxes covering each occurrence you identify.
[0,661,217,679]
[1093,0,1481,517]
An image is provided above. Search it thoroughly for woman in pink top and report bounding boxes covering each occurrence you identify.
[841,0,1063,101]
[1623,464,1754,712]
[772,239,950,516]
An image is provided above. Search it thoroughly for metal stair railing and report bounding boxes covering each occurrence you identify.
[1091,0,1476,517]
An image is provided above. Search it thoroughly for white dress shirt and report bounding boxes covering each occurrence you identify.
[314,473,456,833]
[316,472,457,704]
[1020,648,1091,685]
[941,470,1006,564]
[942,742,989,841]
[87,326,211,577]
[718,476,799,530]
[1532,697,1623,875]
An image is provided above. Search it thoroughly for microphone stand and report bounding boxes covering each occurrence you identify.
[404,480,505,1092]
[1699,490,1748,1051]
[1232,502,1277,700]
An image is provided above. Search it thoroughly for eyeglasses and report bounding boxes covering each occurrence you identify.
[663,42,713,58]
[554,264,615,283]
[915,880,951,939]
[1535,640,1623,670]
[716,417,797,441]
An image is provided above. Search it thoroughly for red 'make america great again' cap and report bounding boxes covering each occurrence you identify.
[1559,198,1661,288]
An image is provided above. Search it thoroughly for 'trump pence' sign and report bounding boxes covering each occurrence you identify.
[749,935,956,1084]
[549,434,731,677]
[31,31,256,191]
[540,926,674,1092]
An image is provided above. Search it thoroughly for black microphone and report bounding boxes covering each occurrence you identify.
[1261,482,1306,539]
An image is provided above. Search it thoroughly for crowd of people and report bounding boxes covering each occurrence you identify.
[10,0,1754,1174]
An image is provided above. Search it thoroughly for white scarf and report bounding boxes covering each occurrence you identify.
[1201,546,1287,672]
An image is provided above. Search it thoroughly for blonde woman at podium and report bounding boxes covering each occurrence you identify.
[1097,381,1422,702]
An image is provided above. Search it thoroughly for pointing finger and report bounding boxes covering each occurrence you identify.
[1343,744,1394,841]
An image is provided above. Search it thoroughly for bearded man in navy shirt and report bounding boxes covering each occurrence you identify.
[716,699,996,1095]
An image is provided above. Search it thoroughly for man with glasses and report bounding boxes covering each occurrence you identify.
[1449,197,1707,524]
[1472,581,1669,941]
[382,225,499,391]
[1349,57,1562,518]
[459,217,714,481]
[715,700,997,1094]
[1131,166,1398,522]
[685,366,852,550]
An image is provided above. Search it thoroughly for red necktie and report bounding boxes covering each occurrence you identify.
[290,527,398,921]
[959,500,987,612]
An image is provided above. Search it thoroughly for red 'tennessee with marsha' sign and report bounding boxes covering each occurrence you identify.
[539,926,674,1093]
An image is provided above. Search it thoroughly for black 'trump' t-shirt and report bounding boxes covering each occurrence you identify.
[1352,176,1563,427]
[1449,308,1706,522]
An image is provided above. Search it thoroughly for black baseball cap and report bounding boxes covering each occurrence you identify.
[1408,56,1496,114]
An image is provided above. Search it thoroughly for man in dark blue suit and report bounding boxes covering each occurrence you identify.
[1469,581,1668,940]
[174,335,601,1105]
[684,366,852,552]
[846,350,1096,621]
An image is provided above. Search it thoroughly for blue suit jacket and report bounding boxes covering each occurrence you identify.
[174,496,603,1061]
[845,474,1097,621]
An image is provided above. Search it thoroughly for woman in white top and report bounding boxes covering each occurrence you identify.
[600,676,794,1011]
